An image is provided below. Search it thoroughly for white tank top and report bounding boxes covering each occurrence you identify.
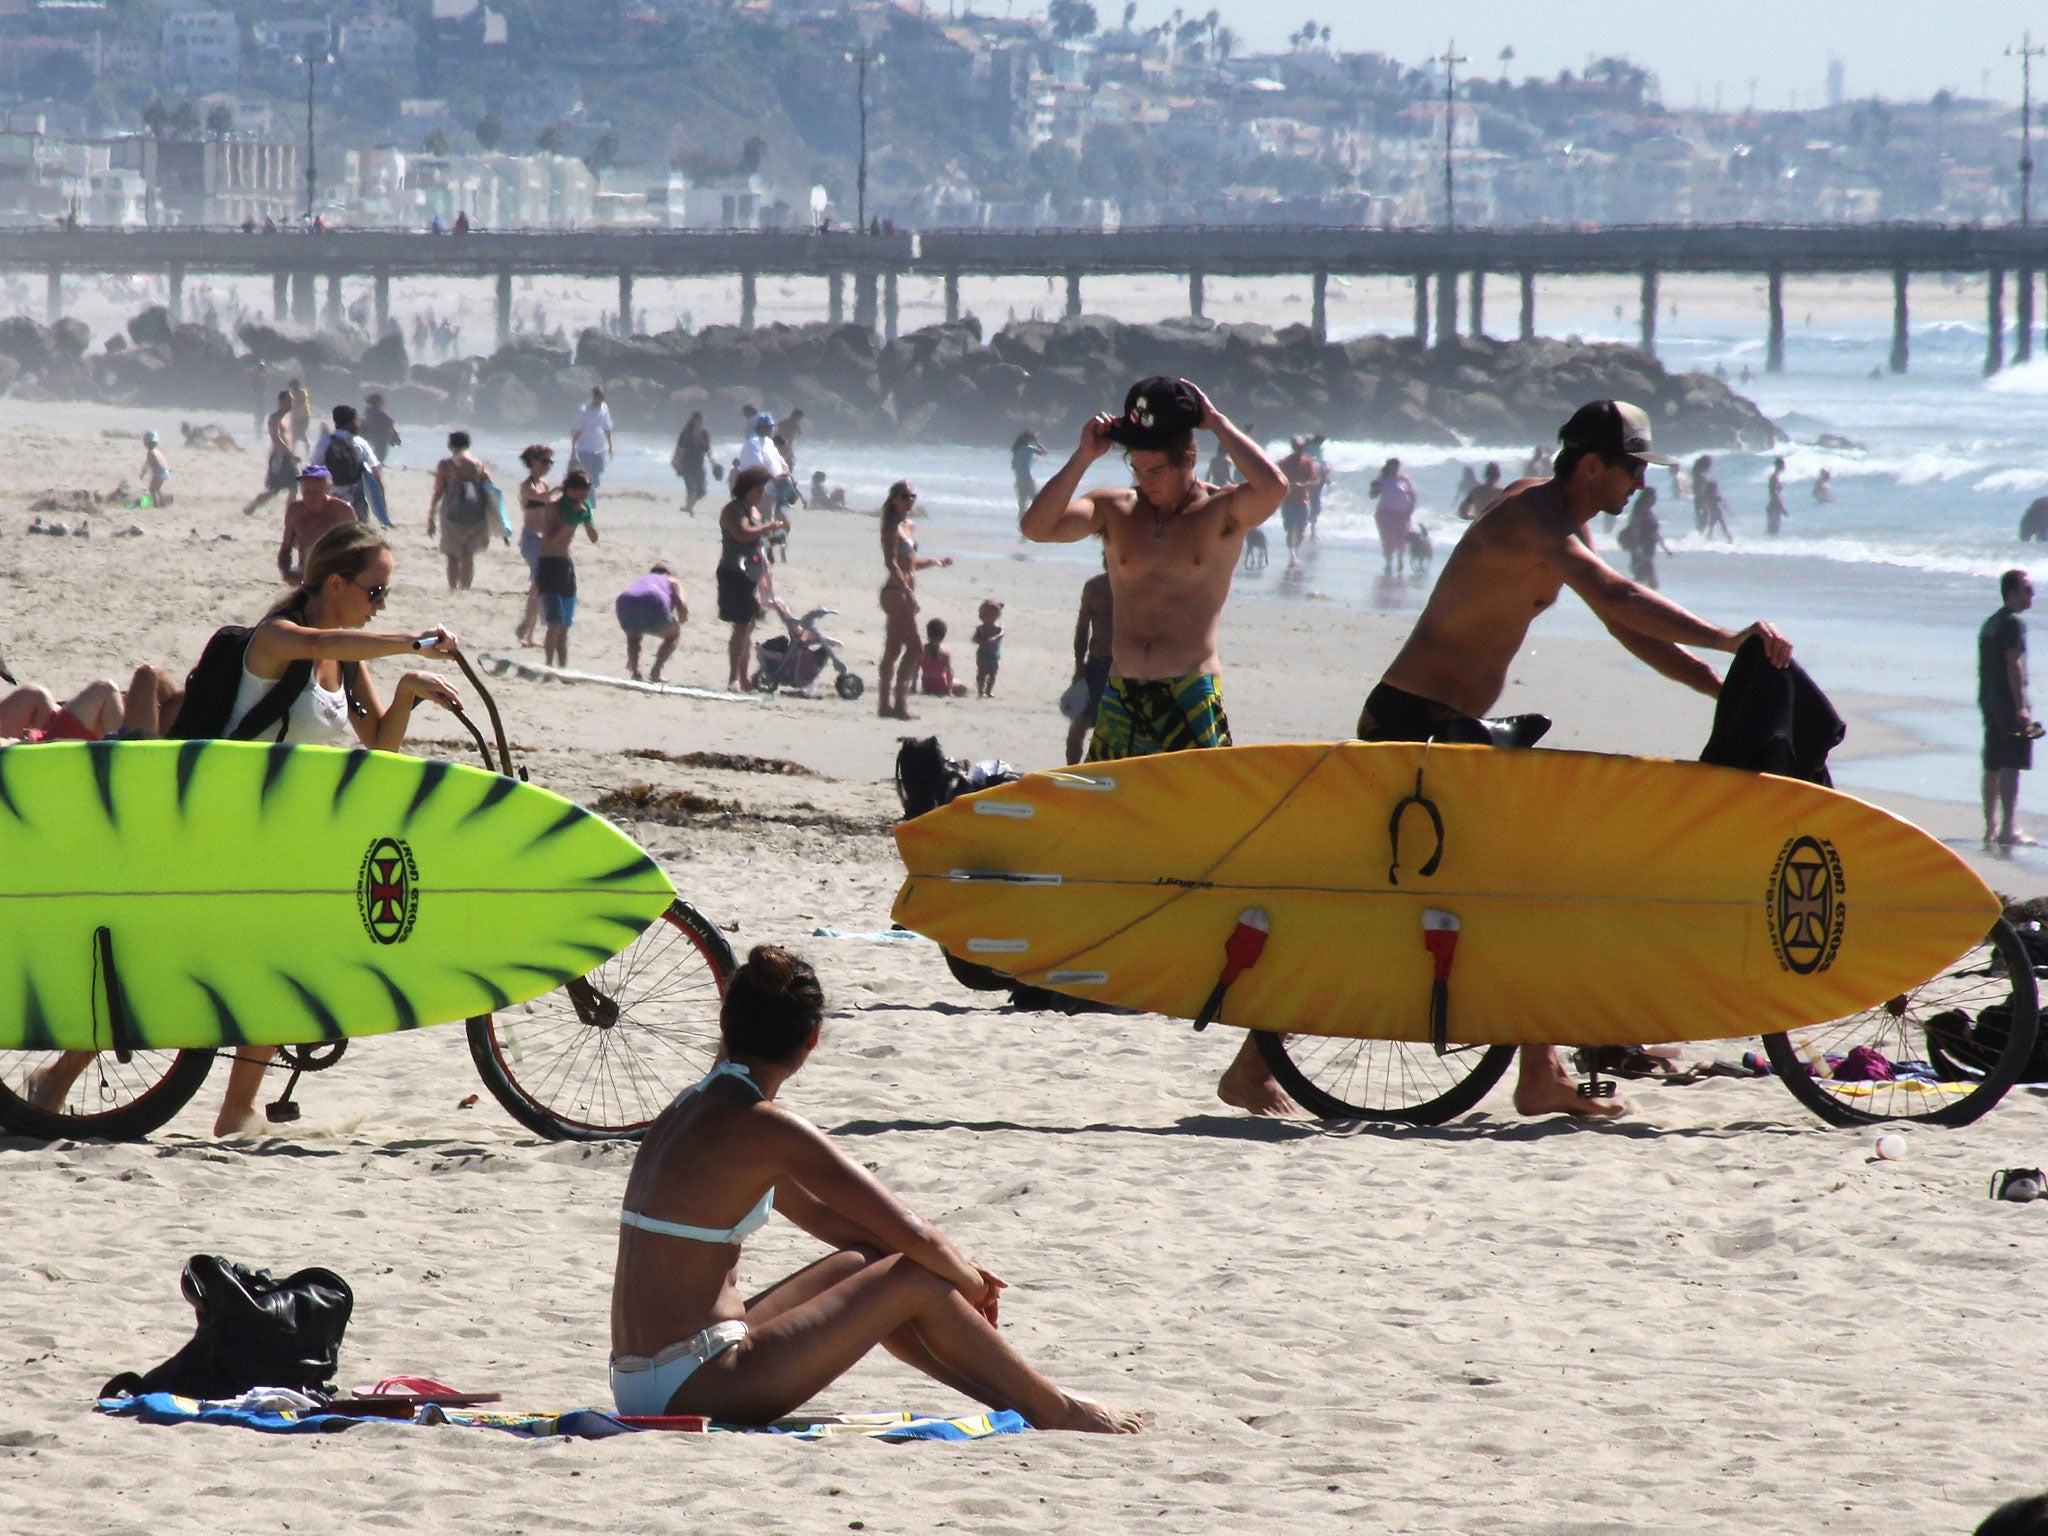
[224,663,352,746]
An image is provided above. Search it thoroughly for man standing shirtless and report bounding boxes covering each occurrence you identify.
[276,465,358,584]
[1022,376,1296,1115]
[1356,400,1793,1118]
[1065,561,1113,765]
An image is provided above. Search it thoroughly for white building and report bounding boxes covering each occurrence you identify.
[161,8,240,88]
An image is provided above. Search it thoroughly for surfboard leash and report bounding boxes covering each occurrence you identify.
[1192,908,1270,1032]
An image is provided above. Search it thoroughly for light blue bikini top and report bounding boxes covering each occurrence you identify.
[619,1062,774,1246]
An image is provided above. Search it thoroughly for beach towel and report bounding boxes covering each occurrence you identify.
[97,1392,1028,1443]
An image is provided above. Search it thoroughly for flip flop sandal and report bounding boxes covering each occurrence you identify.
[1990,1168,2045,1202]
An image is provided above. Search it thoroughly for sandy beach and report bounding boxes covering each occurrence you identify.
[4,398,2047,1534]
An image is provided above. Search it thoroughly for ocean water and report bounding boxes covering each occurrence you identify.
[420,304,2036,813]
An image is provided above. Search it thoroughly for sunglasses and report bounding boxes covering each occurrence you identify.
[355,578,389,603]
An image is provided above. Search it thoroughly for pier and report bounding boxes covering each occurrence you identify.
[6,224,2048,374]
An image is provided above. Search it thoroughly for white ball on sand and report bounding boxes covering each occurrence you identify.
[1874,1132,1907,1160]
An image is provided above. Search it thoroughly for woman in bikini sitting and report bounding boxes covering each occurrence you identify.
[609,946,1142,1433]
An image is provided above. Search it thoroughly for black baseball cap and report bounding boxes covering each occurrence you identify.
[1557,400,1677,467]
[1107,376,1203,451]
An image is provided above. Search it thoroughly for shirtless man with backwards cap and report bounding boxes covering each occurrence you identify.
[1022,376,1299,1115]
[1356,399,1794,1118]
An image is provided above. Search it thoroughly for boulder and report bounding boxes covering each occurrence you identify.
[475,373,542,430]
[49,317,89,361]
[357,330,408,382]
[127,306,174,350]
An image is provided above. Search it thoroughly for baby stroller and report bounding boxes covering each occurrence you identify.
[753,597,865,700]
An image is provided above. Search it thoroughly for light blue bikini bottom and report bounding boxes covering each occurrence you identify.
[610,1320,749,1416]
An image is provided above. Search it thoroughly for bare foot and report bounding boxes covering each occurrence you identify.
[1048,1395,1144,1434]
[1216,1050,1297,1117]
[213,1104,267,1138]
[2000,831,2041,847]
[22,1066,62,1113]
[1512,1069,1630,1120]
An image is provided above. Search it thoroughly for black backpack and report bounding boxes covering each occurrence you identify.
[100,1256,354,1403]
[168,625,358,742]
[322,431,364,487]
[443,474,488,527]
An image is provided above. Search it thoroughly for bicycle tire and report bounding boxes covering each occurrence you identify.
[0,1048,215,1141]
[1255,1030,1516,1124]
[1762,918,2039,1128]
[467,898,736,1140]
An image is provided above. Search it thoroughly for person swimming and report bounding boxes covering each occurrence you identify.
[608,945,1141,1432]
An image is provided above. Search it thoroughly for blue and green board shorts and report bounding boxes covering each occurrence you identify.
[1085,674,1233,761]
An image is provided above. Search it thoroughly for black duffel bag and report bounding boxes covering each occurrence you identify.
[99,1255,353,1402]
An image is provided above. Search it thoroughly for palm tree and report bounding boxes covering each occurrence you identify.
[1121,1,1137,33]
[204,103,234,139]
[537,124,565,155]
[475,114,503,151]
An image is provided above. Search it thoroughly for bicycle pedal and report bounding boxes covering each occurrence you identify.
[265,1099,302,1124]
[1577,1077,1616,1100]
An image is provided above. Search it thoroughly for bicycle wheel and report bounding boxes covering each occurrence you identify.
[1762,918,2039,1128]
[0,1048,214,1141]
[1255,1030,1516,1124]
[467,899,736,1140]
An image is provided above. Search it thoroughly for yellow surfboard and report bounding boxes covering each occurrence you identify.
[891,744,2000,1046]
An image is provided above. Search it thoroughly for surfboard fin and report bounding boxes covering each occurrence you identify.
[91,926,137,1064]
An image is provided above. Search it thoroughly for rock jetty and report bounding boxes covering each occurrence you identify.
[0,307,1781,452]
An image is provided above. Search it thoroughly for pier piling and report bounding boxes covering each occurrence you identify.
[1988,268,2007,376]
[494,270,511,348]
[44,266,60,323]
[1638,267,1658,356]
[167,263,184,322]
[1766,268,1785,373]
[1890,267,1909,373]
[1519,269,1535,341]
[853,272,877,333]
[1412,273,1428,343]
[740,270,757,331]
[1310,268,1327,342]
[272,270,288,322]
[373,270,390,334]
[617,269,633,335]
[2020,269,2037,365]
[1065,271,1081,318]
[884,272,899,342]
[944,270,960,325]
[1467,270,1485,337]
[1188,270,1205,321]
[1434,268,1456,349]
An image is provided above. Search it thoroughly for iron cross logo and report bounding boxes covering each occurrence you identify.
[357,836,419,945]
[1767,834,1845,975]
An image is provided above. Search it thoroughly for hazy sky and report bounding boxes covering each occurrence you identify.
[1175,1,2044,110]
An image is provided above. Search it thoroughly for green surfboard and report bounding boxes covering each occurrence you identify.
[0,741,676,1051]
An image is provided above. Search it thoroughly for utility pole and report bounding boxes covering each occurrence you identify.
[1434,40,1467,230]
[2012,32,2046,226]
[292,52,331,222]
[857,42,869,231]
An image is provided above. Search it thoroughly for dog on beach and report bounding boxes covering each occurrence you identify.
[1242,526,1269,570]
[1406,524,1433,575]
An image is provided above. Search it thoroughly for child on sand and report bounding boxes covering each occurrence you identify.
[141,431,170,507]
[608,945,1142,1432]
[537,469,598,668]
[972,599,1004,698]
[919,617,965,697]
